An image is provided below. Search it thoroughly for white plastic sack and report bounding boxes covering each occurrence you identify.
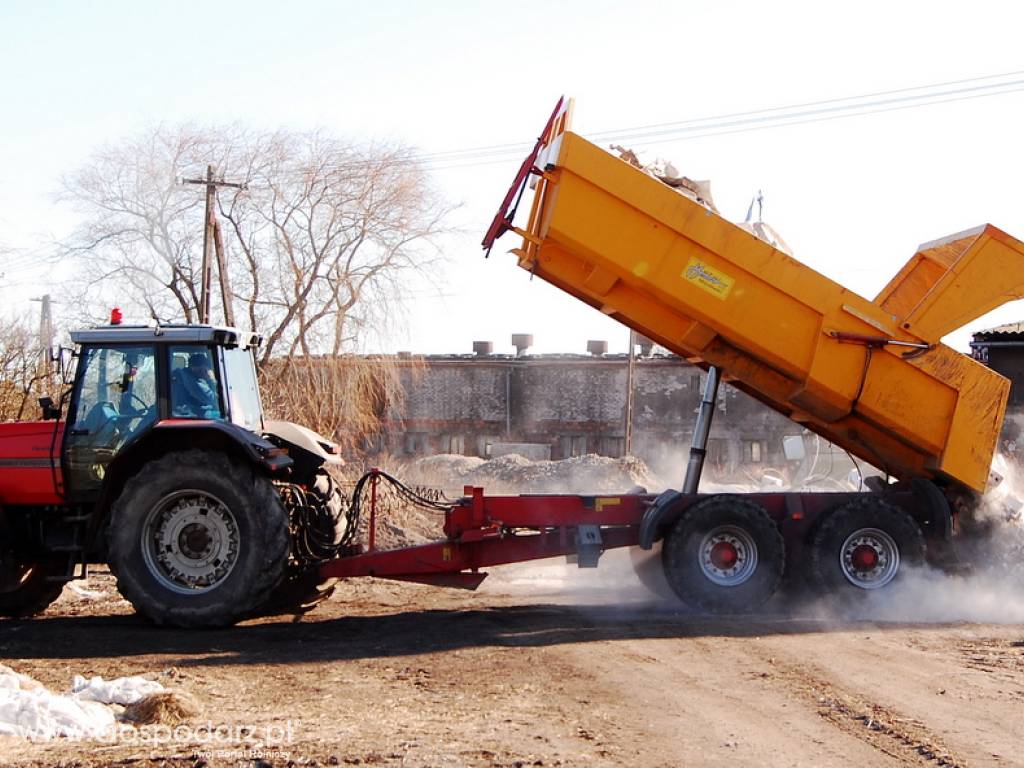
[71,674,164,705]
[0,668,166,740]
[0,687,115,739]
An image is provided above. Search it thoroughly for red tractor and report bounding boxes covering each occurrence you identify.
[0,320,350,627]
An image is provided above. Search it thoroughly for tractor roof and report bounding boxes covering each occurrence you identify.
[70,324,262,349]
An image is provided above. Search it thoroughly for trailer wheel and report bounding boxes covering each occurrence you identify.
[0,559,65,617]
[809,498,924,594]
[629,544,674,600]
[661,496,784,613]
[107,449,289,627]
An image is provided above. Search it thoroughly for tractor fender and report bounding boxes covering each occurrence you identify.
[638,489,688,550]
[99,421,292,510]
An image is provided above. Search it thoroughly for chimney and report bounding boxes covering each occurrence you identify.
[472,340,493,357]
[511,333,533,357]
[637,334,655,357]
[587,339,608,356]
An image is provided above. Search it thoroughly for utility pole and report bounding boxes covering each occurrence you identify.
[624,329,636,456]
[30,294,53,367]
[182,165,246,324]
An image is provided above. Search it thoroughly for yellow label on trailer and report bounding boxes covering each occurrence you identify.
[683,257,734,300]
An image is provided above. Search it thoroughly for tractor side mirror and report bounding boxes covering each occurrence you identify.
[38,397,61,421]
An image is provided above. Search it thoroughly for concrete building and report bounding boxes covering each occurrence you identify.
[378,341,801,480]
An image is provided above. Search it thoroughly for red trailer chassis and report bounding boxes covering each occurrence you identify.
[319,475,941,590]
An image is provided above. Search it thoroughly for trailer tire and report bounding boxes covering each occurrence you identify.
[661,496,784,613]
[0,559,65,617]
[107,449,289,628]
[809,497,924,595]
[629,544,674,600]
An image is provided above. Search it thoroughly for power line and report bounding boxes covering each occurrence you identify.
[587,67,1024,139]
[266,68,1024,177]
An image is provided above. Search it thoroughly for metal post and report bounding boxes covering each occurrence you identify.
[212,217,235,326]
[683,366,721,493]
[368,469,379,552]
[624,329,636,456]
[183,168,246,325]
[199,165,215,324]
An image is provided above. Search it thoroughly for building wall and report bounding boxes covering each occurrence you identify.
[382,354,798,478]
[986,347,1024,406]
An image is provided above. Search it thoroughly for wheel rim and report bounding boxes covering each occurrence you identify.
[839,527,900,589]
[141,490,240,595]
[698,525,758,586]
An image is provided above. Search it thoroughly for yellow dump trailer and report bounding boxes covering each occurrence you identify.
[485,99,1024,494]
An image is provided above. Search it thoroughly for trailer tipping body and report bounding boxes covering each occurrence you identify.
[484,98,1024,494]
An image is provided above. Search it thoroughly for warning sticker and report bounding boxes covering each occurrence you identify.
[683,257,734,300]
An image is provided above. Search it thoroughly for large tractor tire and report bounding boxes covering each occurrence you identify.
[256,470,345,617]
[0,558,65,618]
[661,496,785,613]
[107,449,289,628]
[808,497,924,595]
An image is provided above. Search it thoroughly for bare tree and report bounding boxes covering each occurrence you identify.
[59,124,451,443]
[217,130,450,364]
[59,127,221,324]
[60,125,451,361]
[0,318,54,422]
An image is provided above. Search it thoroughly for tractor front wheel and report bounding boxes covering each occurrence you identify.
[107,449,289,627]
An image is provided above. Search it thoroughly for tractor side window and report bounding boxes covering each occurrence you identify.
[169,346,223,420]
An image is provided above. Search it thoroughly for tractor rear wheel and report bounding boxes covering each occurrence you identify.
[0,558,65,617]
[107,449,289,627]
[661,496,784,613]
[809,497,924,595]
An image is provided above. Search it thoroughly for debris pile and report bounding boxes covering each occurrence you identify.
[403,453,658,495]
[611,145,718,212]
[353,453,660,550]
[610,145,793,255]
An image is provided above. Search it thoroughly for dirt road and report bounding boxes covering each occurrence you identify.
[1,562,1022,767]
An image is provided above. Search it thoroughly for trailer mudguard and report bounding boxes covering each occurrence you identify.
[638,489,686,550]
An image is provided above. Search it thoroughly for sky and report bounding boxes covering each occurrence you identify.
[2,0,1024,355]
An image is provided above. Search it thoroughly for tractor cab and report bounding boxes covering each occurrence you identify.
[63,324,265,499]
